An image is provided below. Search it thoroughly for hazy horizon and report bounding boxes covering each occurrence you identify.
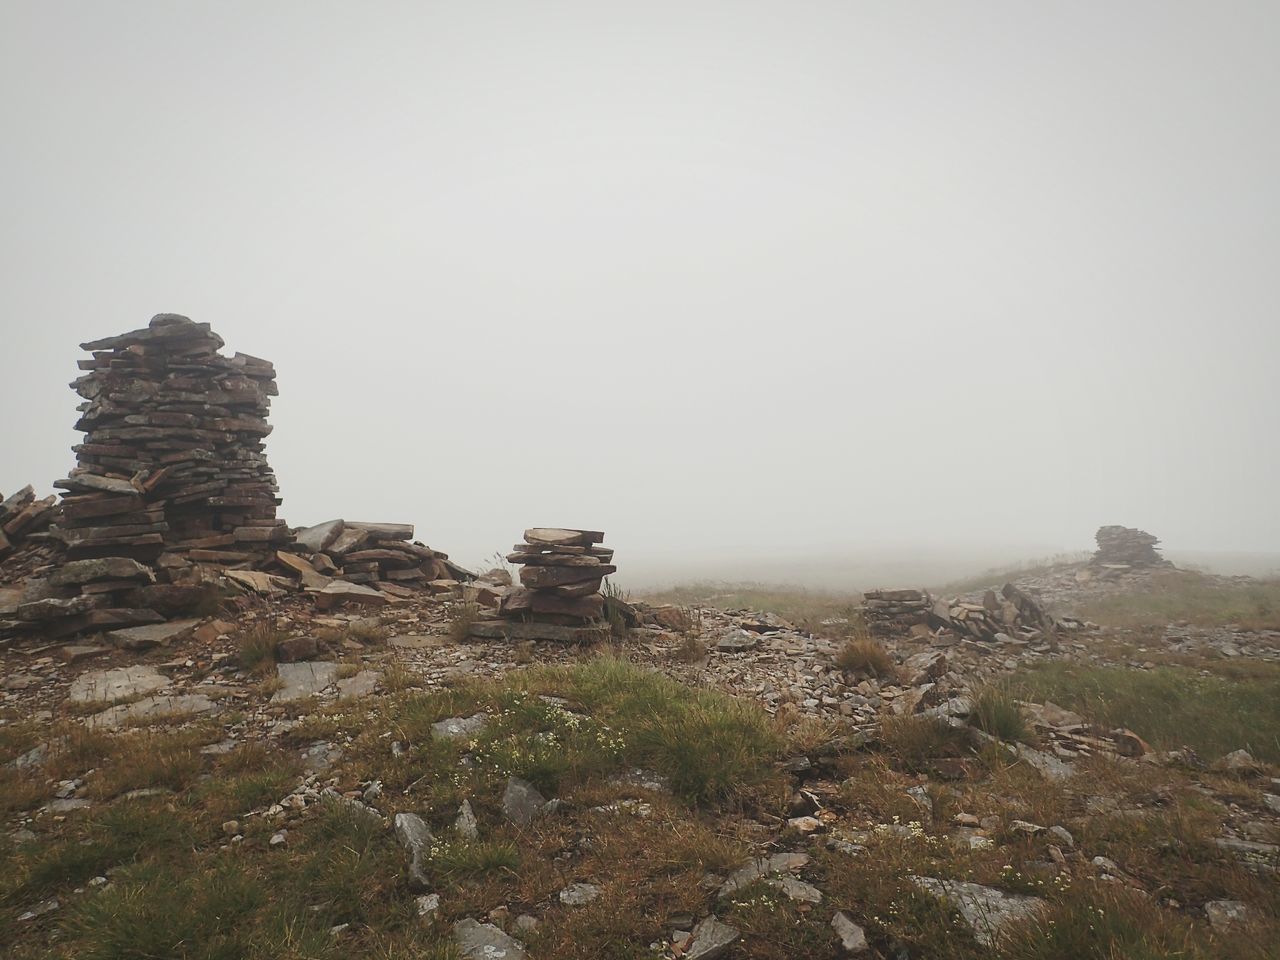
[3,2,1278,581]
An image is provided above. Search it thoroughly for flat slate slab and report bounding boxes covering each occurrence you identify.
[454,919,526,960]
[271,662,340,702]
[107,618,202,651]
[89,693,217,729]
[68,665,169,703]
[909,876,1043,947]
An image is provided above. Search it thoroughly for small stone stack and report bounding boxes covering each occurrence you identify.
[862,588,932,637]
[49,314,287,572]
[473,528,615,642]
[1093,526,1169,568]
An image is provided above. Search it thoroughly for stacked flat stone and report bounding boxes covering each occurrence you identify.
[49,314,287,572]
[862,588,932,637]
[928,583,1058,643]
[0,485,58,560]
[283,519,472,603]
[473,528,615,642]
[1093,525,1169,568]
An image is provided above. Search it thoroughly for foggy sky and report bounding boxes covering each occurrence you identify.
[2,2,1278,584]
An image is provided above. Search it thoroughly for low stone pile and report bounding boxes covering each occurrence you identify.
[863,584,1063,645]
[472,528,615,642]
[862,589,931,637]
[929,583,1059,644]
[1093,525,1169,568]
[0,485,58,560]
[49,314,286,571]
[274,520,471,603]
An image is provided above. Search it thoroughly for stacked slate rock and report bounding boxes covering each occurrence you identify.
[472,528,615,642]
[0,485,58,560]
[279,519,473,608]
[862,588,932,637]
[928,583,1058,643]
[49,314,287,572]
[1093,526,1170,568]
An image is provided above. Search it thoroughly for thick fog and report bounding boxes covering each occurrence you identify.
[2,2,1278,586]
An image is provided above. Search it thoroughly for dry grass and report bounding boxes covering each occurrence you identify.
[237,623,282,674]
[447,601,483,643]
[836,636,895,678]
[1010,661,1280,763]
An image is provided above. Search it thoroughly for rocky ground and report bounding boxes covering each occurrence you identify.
[2,562,1279,959]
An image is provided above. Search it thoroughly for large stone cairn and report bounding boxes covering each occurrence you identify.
[0,314,291,638]
[472,528,615,642]
[51,313,286,569]
[1093,525,1169,568]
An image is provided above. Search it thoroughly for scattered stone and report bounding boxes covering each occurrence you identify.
[502,777,548,826]
[909,877,1044,947]
[416,893,441,918]
[454,918,527,960]
[719,852,810,897]
[455,799,480,840]
[67,665,168,703]
[1204,900,1249,932]
[558,883,602,906]
[18,898,59,922]
[831,911,869,953]
[394,812,434,890]
[89,693,216,728]
[432,713,489,741]
[271,662,340,702]
[685,915,740,960]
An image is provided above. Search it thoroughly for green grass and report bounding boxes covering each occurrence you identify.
[1010,662,1280,763]
[1077,571,1280,631]
[969,684,1029,742]
[504,656,787,803]
[639,581,866,637]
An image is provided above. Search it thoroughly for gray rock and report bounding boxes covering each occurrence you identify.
[909,876,1043,947]
[766,875,822,904]
[68,665,168,703]
[416,893,441,917]
[271,662,340,702]
[88,693,216,729]
[107,619,202,651]
[320,788,384,826]
[294,519,344,553]
[558,882,602,906]
[686,915,740,960]
[502,777,547,825]
[1014,743,1073,781]
[454,918,526,960]
[715,630,758,653]
[394,812,434,890]
[336,670,379,700]
[1204,900,1248,932]
[719,851,809,897]
[831,911,869,953]
[49,557,154,588]
[455,799,479,840]
[432,713,489,741]
[17,897,59,921]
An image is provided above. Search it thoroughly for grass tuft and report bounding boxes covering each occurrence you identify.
[836,637,895,678]
[969,684,1028,742]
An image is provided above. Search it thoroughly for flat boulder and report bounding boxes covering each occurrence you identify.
[68,665,169,703]
[49,557,154,588]
[107,618,202,651]
[271,662,340,702]
[454,919,526,960]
